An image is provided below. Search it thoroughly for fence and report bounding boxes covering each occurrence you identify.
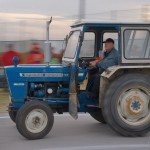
[0,40,65,53]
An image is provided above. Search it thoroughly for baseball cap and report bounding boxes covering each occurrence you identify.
[103,38,114,44]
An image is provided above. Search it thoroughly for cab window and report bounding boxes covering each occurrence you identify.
[80,32,95,57]
[124,29,150,59]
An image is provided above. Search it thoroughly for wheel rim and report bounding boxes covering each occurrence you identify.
[118,87,150,126]
[25,109,48,133]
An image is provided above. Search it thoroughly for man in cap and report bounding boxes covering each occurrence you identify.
[87,38,118,99]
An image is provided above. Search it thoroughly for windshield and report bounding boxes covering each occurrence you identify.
[63,31,80,59]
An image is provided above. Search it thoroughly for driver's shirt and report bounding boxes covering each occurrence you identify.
[96,48,118,70]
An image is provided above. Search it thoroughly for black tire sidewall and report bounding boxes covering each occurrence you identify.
[16,101,54,140]
[103,73,150,136]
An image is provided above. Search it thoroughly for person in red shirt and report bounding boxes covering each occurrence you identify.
[26,43,44,64]
[1,44,21,66]
[0,54,2,66]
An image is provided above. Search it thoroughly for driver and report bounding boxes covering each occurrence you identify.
[87,38,118,99]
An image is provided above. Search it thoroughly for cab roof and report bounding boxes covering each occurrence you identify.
[71,20,150,27]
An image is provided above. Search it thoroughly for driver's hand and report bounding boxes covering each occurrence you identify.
[90,57,103,66]
[90,60,99,67]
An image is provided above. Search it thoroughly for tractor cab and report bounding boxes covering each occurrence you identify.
[63,20,150,67]
[62,21,119,65]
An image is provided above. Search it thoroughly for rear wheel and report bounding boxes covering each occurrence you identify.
[103,73,150,136]
[16,101,54,140]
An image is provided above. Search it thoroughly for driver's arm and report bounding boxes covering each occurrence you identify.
[96,55,118,70]
[90,57,103,66]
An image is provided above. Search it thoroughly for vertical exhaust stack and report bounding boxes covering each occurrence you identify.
[44,17,52,63]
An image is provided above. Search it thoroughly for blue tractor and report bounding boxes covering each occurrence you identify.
[5,20,150,140]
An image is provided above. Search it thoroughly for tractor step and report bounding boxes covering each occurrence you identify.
[86,105,99,108]
[86,105,101,112]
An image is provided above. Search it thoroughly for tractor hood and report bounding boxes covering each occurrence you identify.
[5,64,87,83]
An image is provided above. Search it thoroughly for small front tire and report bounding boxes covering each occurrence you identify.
[16,101,54,140]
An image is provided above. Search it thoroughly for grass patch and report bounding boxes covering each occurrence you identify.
[0,89,9,112]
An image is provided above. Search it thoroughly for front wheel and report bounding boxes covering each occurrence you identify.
[103,73,150,136]
[16,101,54,140]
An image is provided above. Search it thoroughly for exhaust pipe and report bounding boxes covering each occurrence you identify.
[44,17,52,63]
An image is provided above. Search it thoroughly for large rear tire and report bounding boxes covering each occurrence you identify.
[16,101,54,140]
[103,73,150,136]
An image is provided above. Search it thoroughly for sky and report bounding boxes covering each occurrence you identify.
[0,0,149,40]
[0,0,149,16]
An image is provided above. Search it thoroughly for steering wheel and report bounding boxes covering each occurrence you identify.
[78,58,89,69]
[78,58,96,70]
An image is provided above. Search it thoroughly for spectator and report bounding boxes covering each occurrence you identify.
[26,43,44,64]
[0,53,2,66]
[1,44,21,66]
[50,47,64,64]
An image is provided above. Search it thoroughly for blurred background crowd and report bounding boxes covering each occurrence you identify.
[0,42,65,66]
[0,2,149,66]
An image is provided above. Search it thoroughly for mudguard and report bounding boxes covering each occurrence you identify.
[69,64,79,119]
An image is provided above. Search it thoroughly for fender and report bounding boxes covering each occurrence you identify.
[99,65,150,108]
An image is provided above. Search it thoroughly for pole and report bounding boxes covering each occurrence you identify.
[79,0,86,20]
